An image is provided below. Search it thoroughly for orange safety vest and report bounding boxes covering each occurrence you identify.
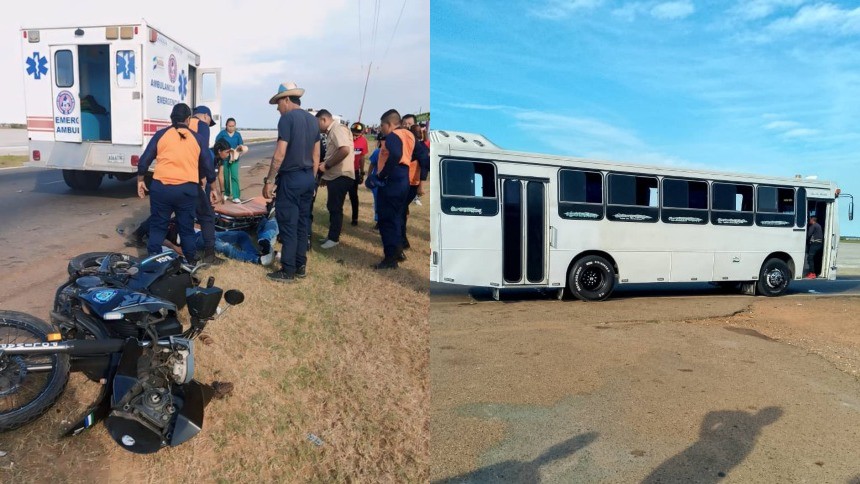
[378,128,415,178]
[153,127,201,185]
[188,117,201,133]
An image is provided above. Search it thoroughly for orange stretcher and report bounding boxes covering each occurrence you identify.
[213,196,270,231]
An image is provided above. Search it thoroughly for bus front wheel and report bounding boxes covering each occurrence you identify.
[756,258,791,297]
[568,255,616,301]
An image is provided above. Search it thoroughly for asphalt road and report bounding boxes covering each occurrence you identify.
[0,140,275,317]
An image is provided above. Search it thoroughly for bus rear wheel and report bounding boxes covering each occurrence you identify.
[756,258,791,297]
[568,255,616,301]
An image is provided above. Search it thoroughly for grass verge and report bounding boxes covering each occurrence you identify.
[0,155,28,168]
[0,164,429,482]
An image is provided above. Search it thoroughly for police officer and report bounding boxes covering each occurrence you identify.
[373,109,414,269]
[188,105,222,265]
[137,103,215,264]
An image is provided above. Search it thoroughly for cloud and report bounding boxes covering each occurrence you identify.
[764,120,800,130]
[761,115,819,140]
[651,1,695,20]
[447,102,511,111]
[782,127,819,138]
[767,3,860,35]
[530,0,605,19]
[727,0,806,21]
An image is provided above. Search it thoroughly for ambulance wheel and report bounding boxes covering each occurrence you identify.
[62,170,103,191]
[568,255,616,301]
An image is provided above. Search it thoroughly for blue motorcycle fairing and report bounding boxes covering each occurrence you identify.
[80,287,177,319]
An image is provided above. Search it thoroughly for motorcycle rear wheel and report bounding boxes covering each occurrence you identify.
[67,252,139,277]
[0,311,70,431]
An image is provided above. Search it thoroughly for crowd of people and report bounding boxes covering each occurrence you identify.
[134,80,429,282]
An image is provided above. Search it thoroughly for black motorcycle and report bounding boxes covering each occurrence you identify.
[0,250,244,454]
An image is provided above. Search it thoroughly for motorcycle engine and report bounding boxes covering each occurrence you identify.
[105,339,195,454]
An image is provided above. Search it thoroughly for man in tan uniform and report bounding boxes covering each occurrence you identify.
[316,109,355,249]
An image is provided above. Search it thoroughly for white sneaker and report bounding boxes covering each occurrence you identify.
[232,198,241,203]
[413,196,422,206]
[320,239,339,249]
[223,194,229,201]
[260,251,274,266]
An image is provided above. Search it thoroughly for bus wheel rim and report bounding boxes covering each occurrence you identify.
[580,268,603,290]
[766,269,785,288]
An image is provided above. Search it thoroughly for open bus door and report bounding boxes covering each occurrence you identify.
[808,195,852,280]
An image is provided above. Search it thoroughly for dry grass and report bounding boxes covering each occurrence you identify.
[0,155,27,168]
[0,170,429,482]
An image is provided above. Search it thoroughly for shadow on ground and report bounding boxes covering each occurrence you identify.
[643,407,783,483]
[432,432,599,484]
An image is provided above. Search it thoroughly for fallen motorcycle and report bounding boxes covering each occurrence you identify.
[0,250,243,454]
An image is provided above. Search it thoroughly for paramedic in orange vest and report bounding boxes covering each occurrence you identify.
[373,109,414,269]
[188,105,223,265]
[137,103,216,264]
[399,115,429,252]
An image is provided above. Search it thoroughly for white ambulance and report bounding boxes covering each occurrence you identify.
[20,22,222,190]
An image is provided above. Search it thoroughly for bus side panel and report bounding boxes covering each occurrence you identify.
[438,212,503,286]
[614,252,670,283]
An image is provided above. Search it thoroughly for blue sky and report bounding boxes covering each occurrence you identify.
[431,0,860,235]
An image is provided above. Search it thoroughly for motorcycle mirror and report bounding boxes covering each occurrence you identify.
[224,289,245,306]
[224,289,244,306]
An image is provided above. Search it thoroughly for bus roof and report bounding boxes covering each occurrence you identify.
[430,130,837,190]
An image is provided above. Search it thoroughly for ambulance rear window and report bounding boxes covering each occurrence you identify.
[55,50,74,88]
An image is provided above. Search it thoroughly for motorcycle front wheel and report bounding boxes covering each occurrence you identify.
[0,311,70,431]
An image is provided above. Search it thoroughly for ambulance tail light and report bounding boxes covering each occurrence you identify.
[149,28,158,43]
[32,150,41,161]
[131,155,139,167]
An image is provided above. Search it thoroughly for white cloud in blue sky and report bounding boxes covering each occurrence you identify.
[432,0,860,234]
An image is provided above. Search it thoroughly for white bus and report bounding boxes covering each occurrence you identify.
[429,130,853,301]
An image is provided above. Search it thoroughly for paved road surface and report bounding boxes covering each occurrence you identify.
[0,141,275,316]
[0,128,27,155]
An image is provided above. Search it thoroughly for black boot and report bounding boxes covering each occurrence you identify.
[372,257,399,270]
[203,247,224,265]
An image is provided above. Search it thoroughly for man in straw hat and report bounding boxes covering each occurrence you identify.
[262,82,321,282]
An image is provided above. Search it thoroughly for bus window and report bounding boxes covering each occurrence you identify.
[440,159,499,217]
[756,185,795,227]
[607,173,659,223]
[558,169,603,220]
[711,182,754,226]
[662,178,708,224]
[442,159,496,198]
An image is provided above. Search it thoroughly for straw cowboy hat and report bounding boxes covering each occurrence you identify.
[268,81,305,104]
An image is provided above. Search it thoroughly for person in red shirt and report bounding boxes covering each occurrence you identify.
[348,122,368,226]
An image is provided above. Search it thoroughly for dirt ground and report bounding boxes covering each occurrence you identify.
[431,294,860,482]
[1,156,429,482]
